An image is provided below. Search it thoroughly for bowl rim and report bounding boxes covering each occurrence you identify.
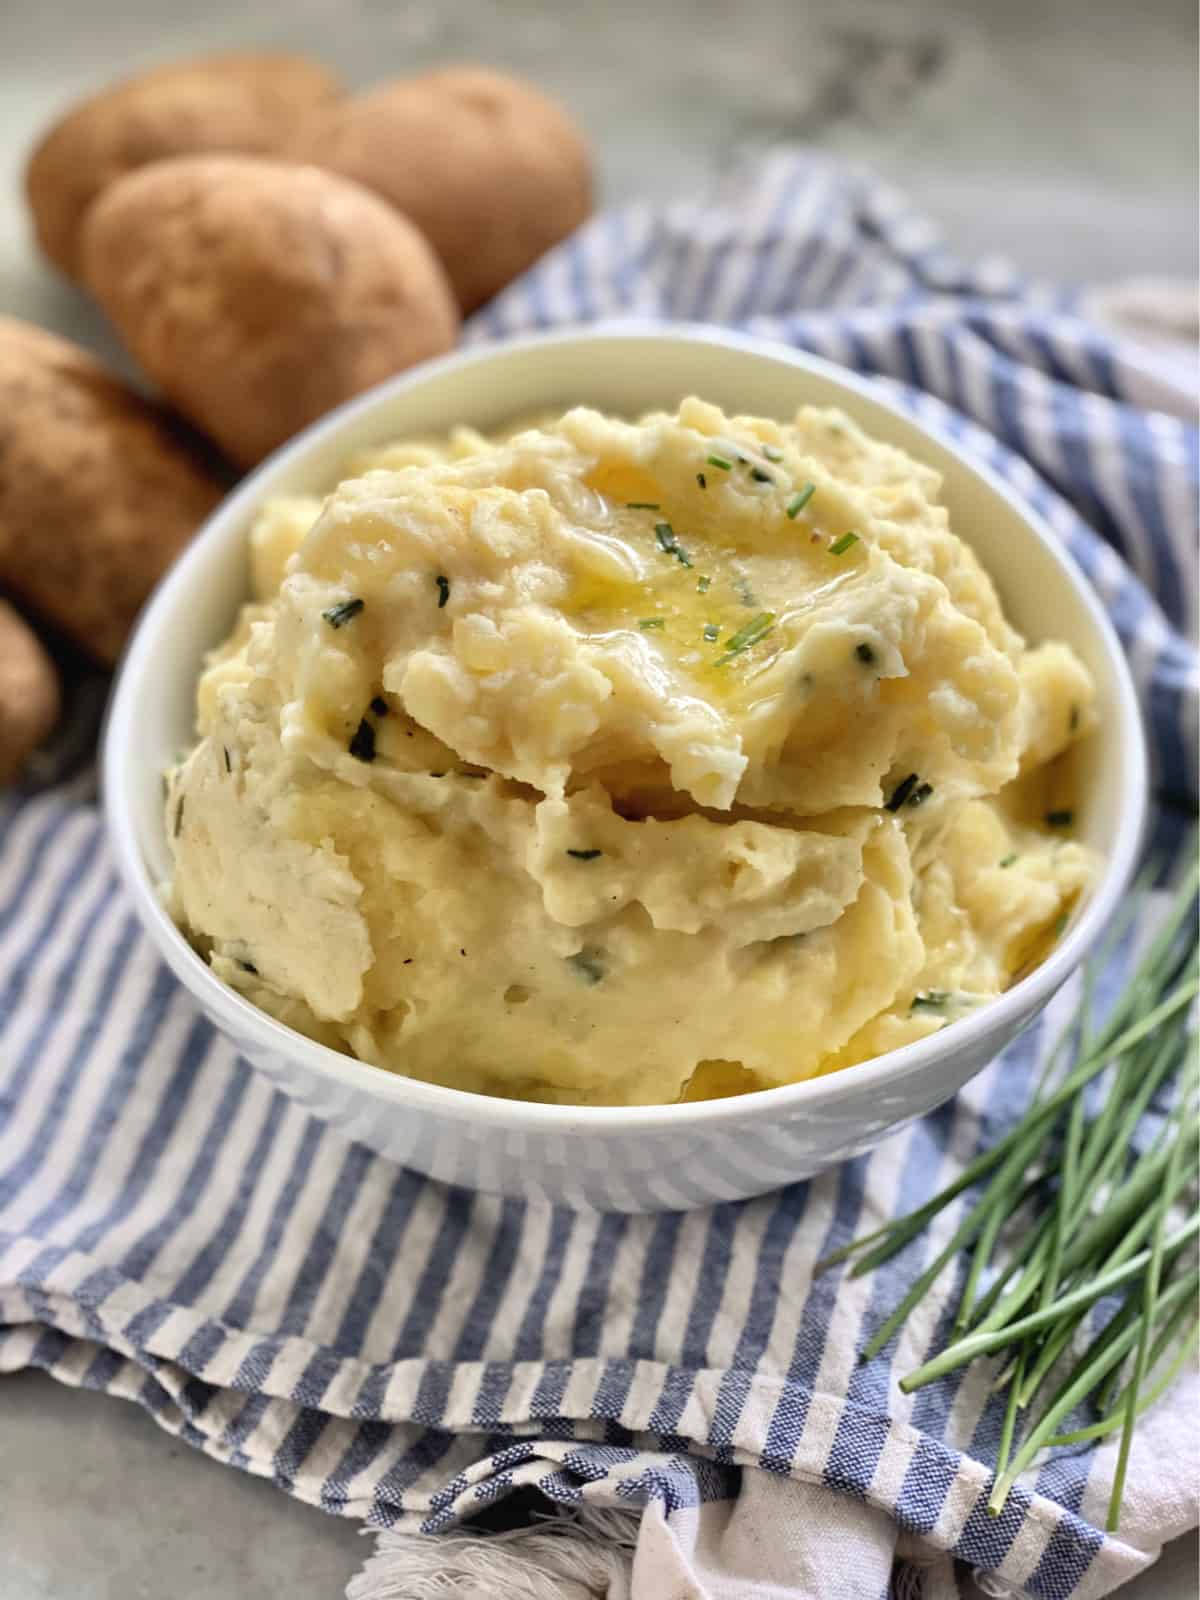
[102,320,1149,1135]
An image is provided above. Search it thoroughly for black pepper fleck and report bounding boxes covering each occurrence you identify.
[855,642,876,665]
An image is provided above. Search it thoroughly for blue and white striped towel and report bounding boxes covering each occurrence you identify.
[1,152,1196,1600]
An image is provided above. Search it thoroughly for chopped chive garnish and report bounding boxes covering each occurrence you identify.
[909,782,934,808]
[323,597,364,628]
[786,483,816,518]
[349,719,376,762]
[829,531,860,556]
[173,795,185,836]
[1046,810,1075,827]
[627,501,660,510]
[223,746,232,773]
[706,453,733,470]
[999,852,1019,868]
[654,521,692,567]
[749,467,773,483]
[886,773,920,811]
[638,618,665,630]
[855,642,876,665]
[763,445,784,462]
[911,990,952,1012]
[566,848,603,861]
[696,575,711,593]
[716,611,775,664]
[696,473,707,489]
[369,695,389,717]
[435,575,450,608]
[703,623,720,642]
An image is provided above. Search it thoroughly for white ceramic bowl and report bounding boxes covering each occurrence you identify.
[102,325,1147,1212]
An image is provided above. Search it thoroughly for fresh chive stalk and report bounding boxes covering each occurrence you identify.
[817,846,1200,1528]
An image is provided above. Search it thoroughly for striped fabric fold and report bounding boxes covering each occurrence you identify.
[1,150,1196,1600]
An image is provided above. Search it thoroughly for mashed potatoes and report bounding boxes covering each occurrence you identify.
[166,399,1098,1104]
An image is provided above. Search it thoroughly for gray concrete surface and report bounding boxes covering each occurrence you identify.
[1,0,1196,1595]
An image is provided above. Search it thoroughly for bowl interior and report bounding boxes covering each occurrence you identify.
[105,326,1144,1125]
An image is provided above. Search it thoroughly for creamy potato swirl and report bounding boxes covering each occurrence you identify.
[167,399,1097,1104]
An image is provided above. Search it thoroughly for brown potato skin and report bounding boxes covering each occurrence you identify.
[81,157,461,469]
[25,52,344,280]
[0,598,61,786]
[0,317,223,665]
[289,67,593,312]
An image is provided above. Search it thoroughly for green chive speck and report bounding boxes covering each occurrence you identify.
[911,991,951,1012]
[786,483,816,518]
[349,720,376,762]
[322,597,364,628]
[829,531,860,556]
[567,949,605,984]
[654,521,692,567]
[716,611,775,663]
[886,773,920,811]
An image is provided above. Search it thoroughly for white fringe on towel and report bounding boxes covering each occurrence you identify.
[347,1506,639,1600]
